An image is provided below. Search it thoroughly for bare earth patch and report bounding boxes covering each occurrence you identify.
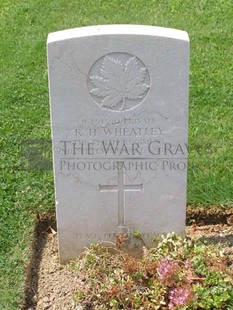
[22,206,233,310]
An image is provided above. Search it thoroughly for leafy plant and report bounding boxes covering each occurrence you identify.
[72,233,233,309]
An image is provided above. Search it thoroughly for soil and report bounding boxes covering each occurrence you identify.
[22,206,233,310]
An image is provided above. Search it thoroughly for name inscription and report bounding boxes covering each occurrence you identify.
[57,115,187,172]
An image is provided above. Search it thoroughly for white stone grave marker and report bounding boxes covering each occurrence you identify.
[47,25,189,262]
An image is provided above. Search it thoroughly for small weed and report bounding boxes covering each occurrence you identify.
[115,233,129,249]
[132,231,142,239]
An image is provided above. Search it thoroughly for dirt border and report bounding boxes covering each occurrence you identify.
[21,214,56,310]
[186,205,233,225]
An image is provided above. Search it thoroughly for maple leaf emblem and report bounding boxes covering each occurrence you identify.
[89,56,150,111]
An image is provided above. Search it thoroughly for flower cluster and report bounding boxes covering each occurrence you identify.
[157,259,180,286]
[168,287,193,309]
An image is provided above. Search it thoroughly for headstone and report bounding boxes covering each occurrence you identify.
[47,25,189,262]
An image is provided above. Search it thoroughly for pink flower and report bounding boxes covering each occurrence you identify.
[157,259,180,286]
[168,287,192,309]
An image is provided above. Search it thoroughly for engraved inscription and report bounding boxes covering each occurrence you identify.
[75,232,155,240]
[88,53,150,112]
[99,161,143,229]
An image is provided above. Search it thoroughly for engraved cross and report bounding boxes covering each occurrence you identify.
[99,162,143,227]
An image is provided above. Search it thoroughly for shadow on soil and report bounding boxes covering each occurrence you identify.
[21,214,56,310]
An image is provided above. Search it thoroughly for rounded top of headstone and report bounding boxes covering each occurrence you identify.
[47,25,189,44]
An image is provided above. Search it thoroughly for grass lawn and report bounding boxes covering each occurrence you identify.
[0,0,232,308]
